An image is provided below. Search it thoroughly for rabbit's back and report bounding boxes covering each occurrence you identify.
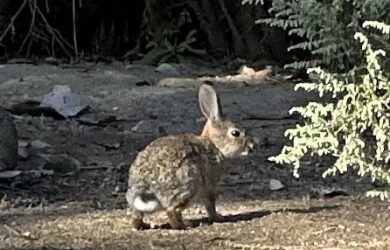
[128,133,223,208]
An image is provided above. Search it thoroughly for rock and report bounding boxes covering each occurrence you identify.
[31,139,51,149]
[237,65,274,80]
[155,63,180,76]
[0,107,18,171]
[19,140,29,148]
[40,85,90,118]
[269,178,284,191]
[41,154,81,174]
[238,65,256,75]
[254,65,274,79]
[18,147,29,160]
[158,78,200,87]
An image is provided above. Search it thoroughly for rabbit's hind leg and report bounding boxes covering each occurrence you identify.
[166,207,186,230]
[165,196,192,230]
[130,210,150,230]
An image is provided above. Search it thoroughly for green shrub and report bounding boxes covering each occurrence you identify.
[243,0,390,72]
[141,29,206,65]
[269,21,390,201]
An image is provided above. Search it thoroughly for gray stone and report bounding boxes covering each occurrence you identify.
[157,77,200,87]
[0,107,18,171]
[155,63,181,76]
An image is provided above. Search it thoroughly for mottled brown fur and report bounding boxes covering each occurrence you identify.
[126,84,253,230]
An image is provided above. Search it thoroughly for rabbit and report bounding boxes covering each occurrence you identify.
[126,84,254,230]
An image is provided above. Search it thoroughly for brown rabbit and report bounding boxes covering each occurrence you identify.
[126,84,254,230]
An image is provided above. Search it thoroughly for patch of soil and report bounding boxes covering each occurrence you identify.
[0,62,388,250]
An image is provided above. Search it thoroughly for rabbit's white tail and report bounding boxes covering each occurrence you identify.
[133,195,160,212]
[127,189,161,213]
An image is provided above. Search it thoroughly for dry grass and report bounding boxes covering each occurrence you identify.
[1,198,389,250]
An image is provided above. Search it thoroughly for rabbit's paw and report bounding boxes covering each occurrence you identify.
[208,213,225,223]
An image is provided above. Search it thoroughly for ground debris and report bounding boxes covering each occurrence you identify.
[40,85,90,118]
[0,107,18,171]
[0,170,22,179]
[0,63,387,250]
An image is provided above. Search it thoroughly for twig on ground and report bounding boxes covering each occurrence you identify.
[3,225,38,241]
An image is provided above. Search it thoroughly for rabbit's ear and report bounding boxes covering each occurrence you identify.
[198,84,222,122]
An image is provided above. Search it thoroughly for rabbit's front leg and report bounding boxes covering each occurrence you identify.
[202,192,224,223]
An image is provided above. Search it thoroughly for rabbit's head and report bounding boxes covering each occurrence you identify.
[198,84,254,158]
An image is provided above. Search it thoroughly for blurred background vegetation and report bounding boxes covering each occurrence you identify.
[0,0,289,64]
[0,0,388,70]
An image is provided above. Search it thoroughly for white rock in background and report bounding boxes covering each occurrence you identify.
[155,63,180,76]
[158,77,200,87]
[238,65,256,75]
[269,178,284,191]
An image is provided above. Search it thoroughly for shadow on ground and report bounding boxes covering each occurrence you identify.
[140,204,341,230]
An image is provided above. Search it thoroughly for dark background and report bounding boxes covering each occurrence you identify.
[0,0,297,64]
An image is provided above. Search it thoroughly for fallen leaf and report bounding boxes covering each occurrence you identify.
[31,139,51,149]
[0,170,22,178]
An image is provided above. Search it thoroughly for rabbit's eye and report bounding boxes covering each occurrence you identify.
[231,130,240,137]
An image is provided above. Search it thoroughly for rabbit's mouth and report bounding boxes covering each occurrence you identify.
[241,141,254,156]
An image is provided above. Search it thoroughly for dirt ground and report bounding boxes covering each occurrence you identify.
[0,62,389,250]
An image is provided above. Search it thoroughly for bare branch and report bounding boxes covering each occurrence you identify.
[72,0,78,58]
[0,0,28,45]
